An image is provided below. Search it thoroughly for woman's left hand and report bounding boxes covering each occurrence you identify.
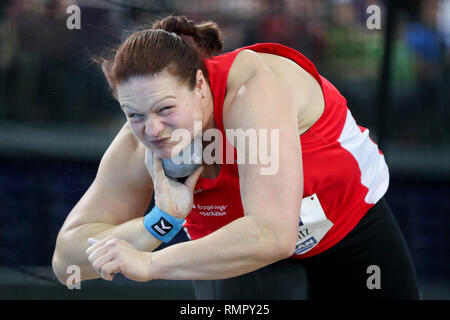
[86,236,152,282]
[145,148,203,219]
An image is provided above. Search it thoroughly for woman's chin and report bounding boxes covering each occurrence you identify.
[155,145,182,159]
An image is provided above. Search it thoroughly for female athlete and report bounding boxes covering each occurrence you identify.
[52,15,420,299]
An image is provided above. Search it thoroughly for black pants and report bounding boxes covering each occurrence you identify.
[192,198,420,300]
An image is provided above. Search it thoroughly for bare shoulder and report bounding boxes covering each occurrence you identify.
[227,49,268,90]
[224,49,273,113]
[225,48,325,135]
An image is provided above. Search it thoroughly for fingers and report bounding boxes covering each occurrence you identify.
[86,237,128,269]
[101,260,122,281]
[86,236,113,256]
[86,237,123,280]
[85,237,152,282]
[92,250,114,275]
[88,237,98,246]
[153,152,170,191]
[144,148,155,179]
[87,238,115,266]
[184,165,204,191]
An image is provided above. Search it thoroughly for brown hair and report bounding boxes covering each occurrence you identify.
[98,15,224,98]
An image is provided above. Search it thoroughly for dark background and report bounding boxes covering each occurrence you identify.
[0,0,449,299]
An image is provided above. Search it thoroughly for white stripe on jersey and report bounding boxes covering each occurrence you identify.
[338,110,390,204]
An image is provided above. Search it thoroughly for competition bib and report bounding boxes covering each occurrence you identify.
[295,193,333,255]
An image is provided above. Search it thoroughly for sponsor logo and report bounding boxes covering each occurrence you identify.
[196,204,228,211]
[295,237,317,254]
[151,217,173,236]
[192,204,228,217]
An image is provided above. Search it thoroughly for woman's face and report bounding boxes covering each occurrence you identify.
[117,69,211,159]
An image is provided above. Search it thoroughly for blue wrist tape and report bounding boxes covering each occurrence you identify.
[143,206,185,243]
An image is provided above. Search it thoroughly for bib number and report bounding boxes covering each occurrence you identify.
[295,193,333,255]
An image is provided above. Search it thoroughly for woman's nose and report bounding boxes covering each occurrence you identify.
[145,116,164,138]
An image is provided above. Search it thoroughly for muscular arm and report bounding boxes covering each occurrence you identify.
[52,122,160,283]
[151,52,303,280]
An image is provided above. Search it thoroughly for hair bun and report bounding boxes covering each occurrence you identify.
[152,15,197,38]
[152,15,223,57]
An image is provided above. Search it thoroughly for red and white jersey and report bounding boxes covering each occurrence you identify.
[183,43,389,258]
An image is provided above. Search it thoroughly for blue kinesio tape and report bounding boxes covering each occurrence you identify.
[143,206,185,243]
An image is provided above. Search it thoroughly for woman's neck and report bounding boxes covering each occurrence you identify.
[201,83,216,132]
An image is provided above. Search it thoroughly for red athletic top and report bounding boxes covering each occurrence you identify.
[182,43,389,258]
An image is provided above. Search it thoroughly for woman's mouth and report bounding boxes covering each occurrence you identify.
[151,137,170,148]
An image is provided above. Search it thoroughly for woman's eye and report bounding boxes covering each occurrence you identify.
[128,113,143,119]
[158,106,173,113]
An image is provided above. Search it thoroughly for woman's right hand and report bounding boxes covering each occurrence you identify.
[144,148,203,219]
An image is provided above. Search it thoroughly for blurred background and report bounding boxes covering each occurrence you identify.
[0,0,448,299]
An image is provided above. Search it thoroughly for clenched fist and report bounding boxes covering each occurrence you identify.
[86,237,152,282]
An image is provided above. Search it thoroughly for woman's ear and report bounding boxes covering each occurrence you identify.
[195,69,205,91]
[195,70,206,99]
